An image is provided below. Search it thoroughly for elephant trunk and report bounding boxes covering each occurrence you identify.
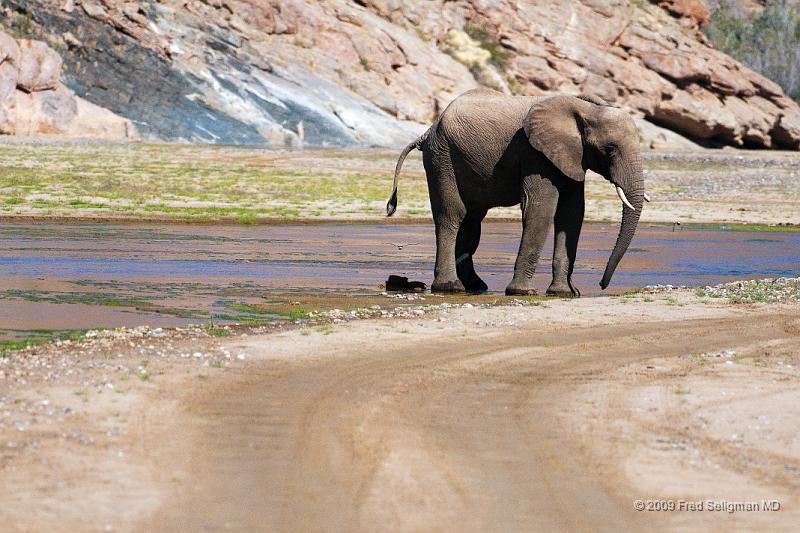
[600,154,645,289]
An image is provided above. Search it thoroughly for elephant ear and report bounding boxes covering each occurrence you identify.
[523,95,586,182]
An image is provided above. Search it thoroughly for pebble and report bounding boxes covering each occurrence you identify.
[698,277,800,303]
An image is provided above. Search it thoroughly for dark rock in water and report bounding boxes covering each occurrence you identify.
[385,275,426,293]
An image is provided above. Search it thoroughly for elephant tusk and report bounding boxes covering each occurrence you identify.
[643,193,651,202]
[616,186,636,211]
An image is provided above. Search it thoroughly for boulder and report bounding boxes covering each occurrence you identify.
[658,0,710,28]
[0,31,20,65]
[652,85,739,143]
[774,113,800,149]
[0,30,138,140]
[0,32,20,134]
[13,86,136,139]
[17,39,63,92]
[71,92,139,139]
[634,116,703,151]
[0,62,17,134]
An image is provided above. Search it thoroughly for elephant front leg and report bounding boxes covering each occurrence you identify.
[547,181,584,297]
[506,175,558,296]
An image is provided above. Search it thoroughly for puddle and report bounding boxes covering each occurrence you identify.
[1,222,798,339]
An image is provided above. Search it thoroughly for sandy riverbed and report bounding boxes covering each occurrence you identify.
[1,288,799,531]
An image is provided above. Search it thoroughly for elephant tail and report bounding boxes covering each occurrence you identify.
[387,129,429,217]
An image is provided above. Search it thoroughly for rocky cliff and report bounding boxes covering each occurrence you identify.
[1,0,799,149]
[0,29,136,139]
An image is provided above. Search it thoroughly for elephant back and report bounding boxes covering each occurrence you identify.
[438,90,542,178]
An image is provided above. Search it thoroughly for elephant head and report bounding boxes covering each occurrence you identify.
[523,95,646,289]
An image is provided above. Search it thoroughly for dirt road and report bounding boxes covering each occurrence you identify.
[136,298,800,532]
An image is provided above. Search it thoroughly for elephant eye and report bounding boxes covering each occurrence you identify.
[603,143,617,155]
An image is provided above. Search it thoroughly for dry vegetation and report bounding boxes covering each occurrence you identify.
[1,141,798,226]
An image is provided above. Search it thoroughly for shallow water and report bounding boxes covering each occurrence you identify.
[1,222,798,338]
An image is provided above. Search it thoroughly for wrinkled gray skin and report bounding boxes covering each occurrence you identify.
[388,88,645,296]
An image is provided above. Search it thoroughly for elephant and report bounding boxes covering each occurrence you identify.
[386,88,649,296]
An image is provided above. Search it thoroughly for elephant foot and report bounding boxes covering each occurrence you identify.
[456,256,488,293]
[431,279,465,293]
[464,277,489,294]
[459,272,488,293]
[505,282,538,296]
[546,281,580,298]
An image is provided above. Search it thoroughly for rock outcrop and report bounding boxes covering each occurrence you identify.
[0,29,137,139]
[1,0,798,149]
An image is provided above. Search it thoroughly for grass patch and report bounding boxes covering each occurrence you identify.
[0,143,431,222]
[286,307,314,320]
[2,142,796,225]
[464,24,510,69]
[687,223,800,233]
[312,324,334,335]
[207,327,232,337]
[700,279,800,303]
[1,289,208,319]
[0,338,49,352]
[0,329,86,354]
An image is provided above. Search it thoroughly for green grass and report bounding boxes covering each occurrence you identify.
[1,142,797,225]
[688,223,800,233]
[0,329,86,354]
[207,327,232,337]
[464,24,510,69]
[0,143,431,221]
[1,289,208,319]
[286,307,314,320]
[207,302,317,324]
[0,338,48,352]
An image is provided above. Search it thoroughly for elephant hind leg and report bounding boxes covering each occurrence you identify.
[426,152,466,293]
[431,212,466,293]
[455,210,488,293]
